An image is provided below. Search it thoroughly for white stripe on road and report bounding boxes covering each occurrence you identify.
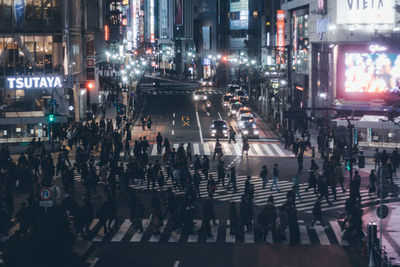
[261,144,275,156]
[149,220,167,242]
[89,218,99,231]
[111,219,132,242]
[233,143,241,155]
[172,120,175,126]
[194,143,200,155]
[151,144,158,156]
[329,221,349,246]
[188,220,201,243]
[222,142,233,156]
[196,109,204,144]
[315,225,330,245]
[272,144,286,157]
[299,225,311,244]
[172,130,174,136]
[130,219,149,242]
[168,230,181,242]
[174,261,180,267]
[203,143,210,155]
[225,220,235,243]
[253,144,263,156]
[93,219,115,242]
[218,112,223,120]
[206,220,219,243]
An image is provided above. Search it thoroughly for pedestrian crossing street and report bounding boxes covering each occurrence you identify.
[147,142,294,158]
[87,217,350,246]
[127,168,383,214]
[143,90,226,96]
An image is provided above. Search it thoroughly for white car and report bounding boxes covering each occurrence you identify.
[237,113,255,127]
[193,91,208,101]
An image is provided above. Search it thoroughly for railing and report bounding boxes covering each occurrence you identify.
[0,137,49,143]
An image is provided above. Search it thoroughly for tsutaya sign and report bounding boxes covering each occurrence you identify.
[336,0,395,24]
[7,76,63,89]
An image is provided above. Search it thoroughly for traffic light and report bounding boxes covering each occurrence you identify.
[266,21,271,32]
[48,113,55,123]
[86,81,95,90]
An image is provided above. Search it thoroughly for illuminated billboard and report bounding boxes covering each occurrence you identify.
[337,45,400,100]
[230,0,248,30]
[336,0,395,25]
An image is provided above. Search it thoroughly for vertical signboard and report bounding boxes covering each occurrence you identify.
[131,0,138,48]
[139,0,145,43]
[276,10,285,64]
[160,0,168,39]
[202,26,211,51]
[150,0,155,43]
[13,0,25,28]
[175,0,183,25]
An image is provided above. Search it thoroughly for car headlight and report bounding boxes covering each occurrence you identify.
[194,96,199,100]
[243,130,249,135]
[252,124,257,129]
[203,96,207,100]
[254,130,259,135]
[202,82,206,86]
[209,82,212,86]
[239,122,243,127]
[231,110,236,114]
[212,129,216,133]
[223,130,227,133]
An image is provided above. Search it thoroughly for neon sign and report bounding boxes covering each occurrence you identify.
[7,76,63,89]
[369,45,387,53]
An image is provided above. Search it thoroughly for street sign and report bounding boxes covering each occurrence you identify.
[39,201,53,208]
[377,205,389,219]
[39,187,52,201]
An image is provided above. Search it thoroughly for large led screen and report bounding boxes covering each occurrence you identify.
[345,53,400,94]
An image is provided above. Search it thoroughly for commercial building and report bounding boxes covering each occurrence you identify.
[0,0,105,142]
[282,0,400,147]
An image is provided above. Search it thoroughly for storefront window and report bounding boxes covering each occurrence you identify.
[292,11,309,74]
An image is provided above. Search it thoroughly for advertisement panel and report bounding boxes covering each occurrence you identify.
[230,0,248,30]
[276,10,285,64]
[13,0,25,28]
[150,0,155,43]
[175,0,183,25]
[336,0,395,24]
[337,45,400,101]
[160,0,168,39]
[202,26,211,51]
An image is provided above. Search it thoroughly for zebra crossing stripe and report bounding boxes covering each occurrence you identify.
[225,220,235,243]
[244,227,255,243]
[261,144,274,156]
[203,143,210,155]
[194,143,200,155]
[151,145,158,156]
[168,229,181,243]
[206,220,219,243]
[93,219,115,242]
[222,143,233,156]
[329,221,349,246]
[233,143,241,155]
[314,225,330,245]
[188,220,201,243]
[253,144,264,156]
[299,225,311,244]
[130,219,150,242]
[282,228,290,245]
[149,220,168,242]
[272,144,286,157]
[111,219,132,242]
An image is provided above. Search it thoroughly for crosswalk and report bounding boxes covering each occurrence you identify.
[87,217,350,246]
[143,90,226,96]
[148,142,294,158]
[127,168,383,214]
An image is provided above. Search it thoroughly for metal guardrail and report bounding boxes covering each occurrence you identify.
[0,137,49,143]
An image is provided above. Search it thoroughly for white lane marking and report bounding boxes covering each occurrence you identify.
[262,144,275,156]
[188,220,201,242]
[149,220,167,242]
[218,112,223,120]
[315,225,330,245]
[87,257,100,267]
[93,219,115,242]
[329,221,349,246]
[111,219,132,242]
[194,143,200,155]
[196,109,204,144]
[252,144,263,156]
[130,219,150,242]
[299,225,311,244]
[173,113,175,118]
[244,230,255,243]
[233,143,241,155]
[172,130,175,136]
[174,261,180,267]
[168,230,181,242]
[89,218,99,231]
[222,142,233,155]
[225,220,235,243]
[203,142,210,155]
[206,220,219,243]
[172,120,175,126]
[151,145,158,156]
[272,144,286,157]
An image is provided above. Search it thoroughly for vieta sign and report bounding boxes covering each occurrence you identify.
[7,76,63,89]
[336,0,394,24]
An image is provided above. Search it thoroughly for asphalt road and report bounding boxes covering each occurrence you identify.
[86,76,371,267]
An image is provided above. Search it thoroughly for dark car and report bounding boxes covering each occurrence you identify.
[235,89,249,102]
[240,121,259,139]
[210,120,228,138]
[222,93,233,107]
[229,101,242,116]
